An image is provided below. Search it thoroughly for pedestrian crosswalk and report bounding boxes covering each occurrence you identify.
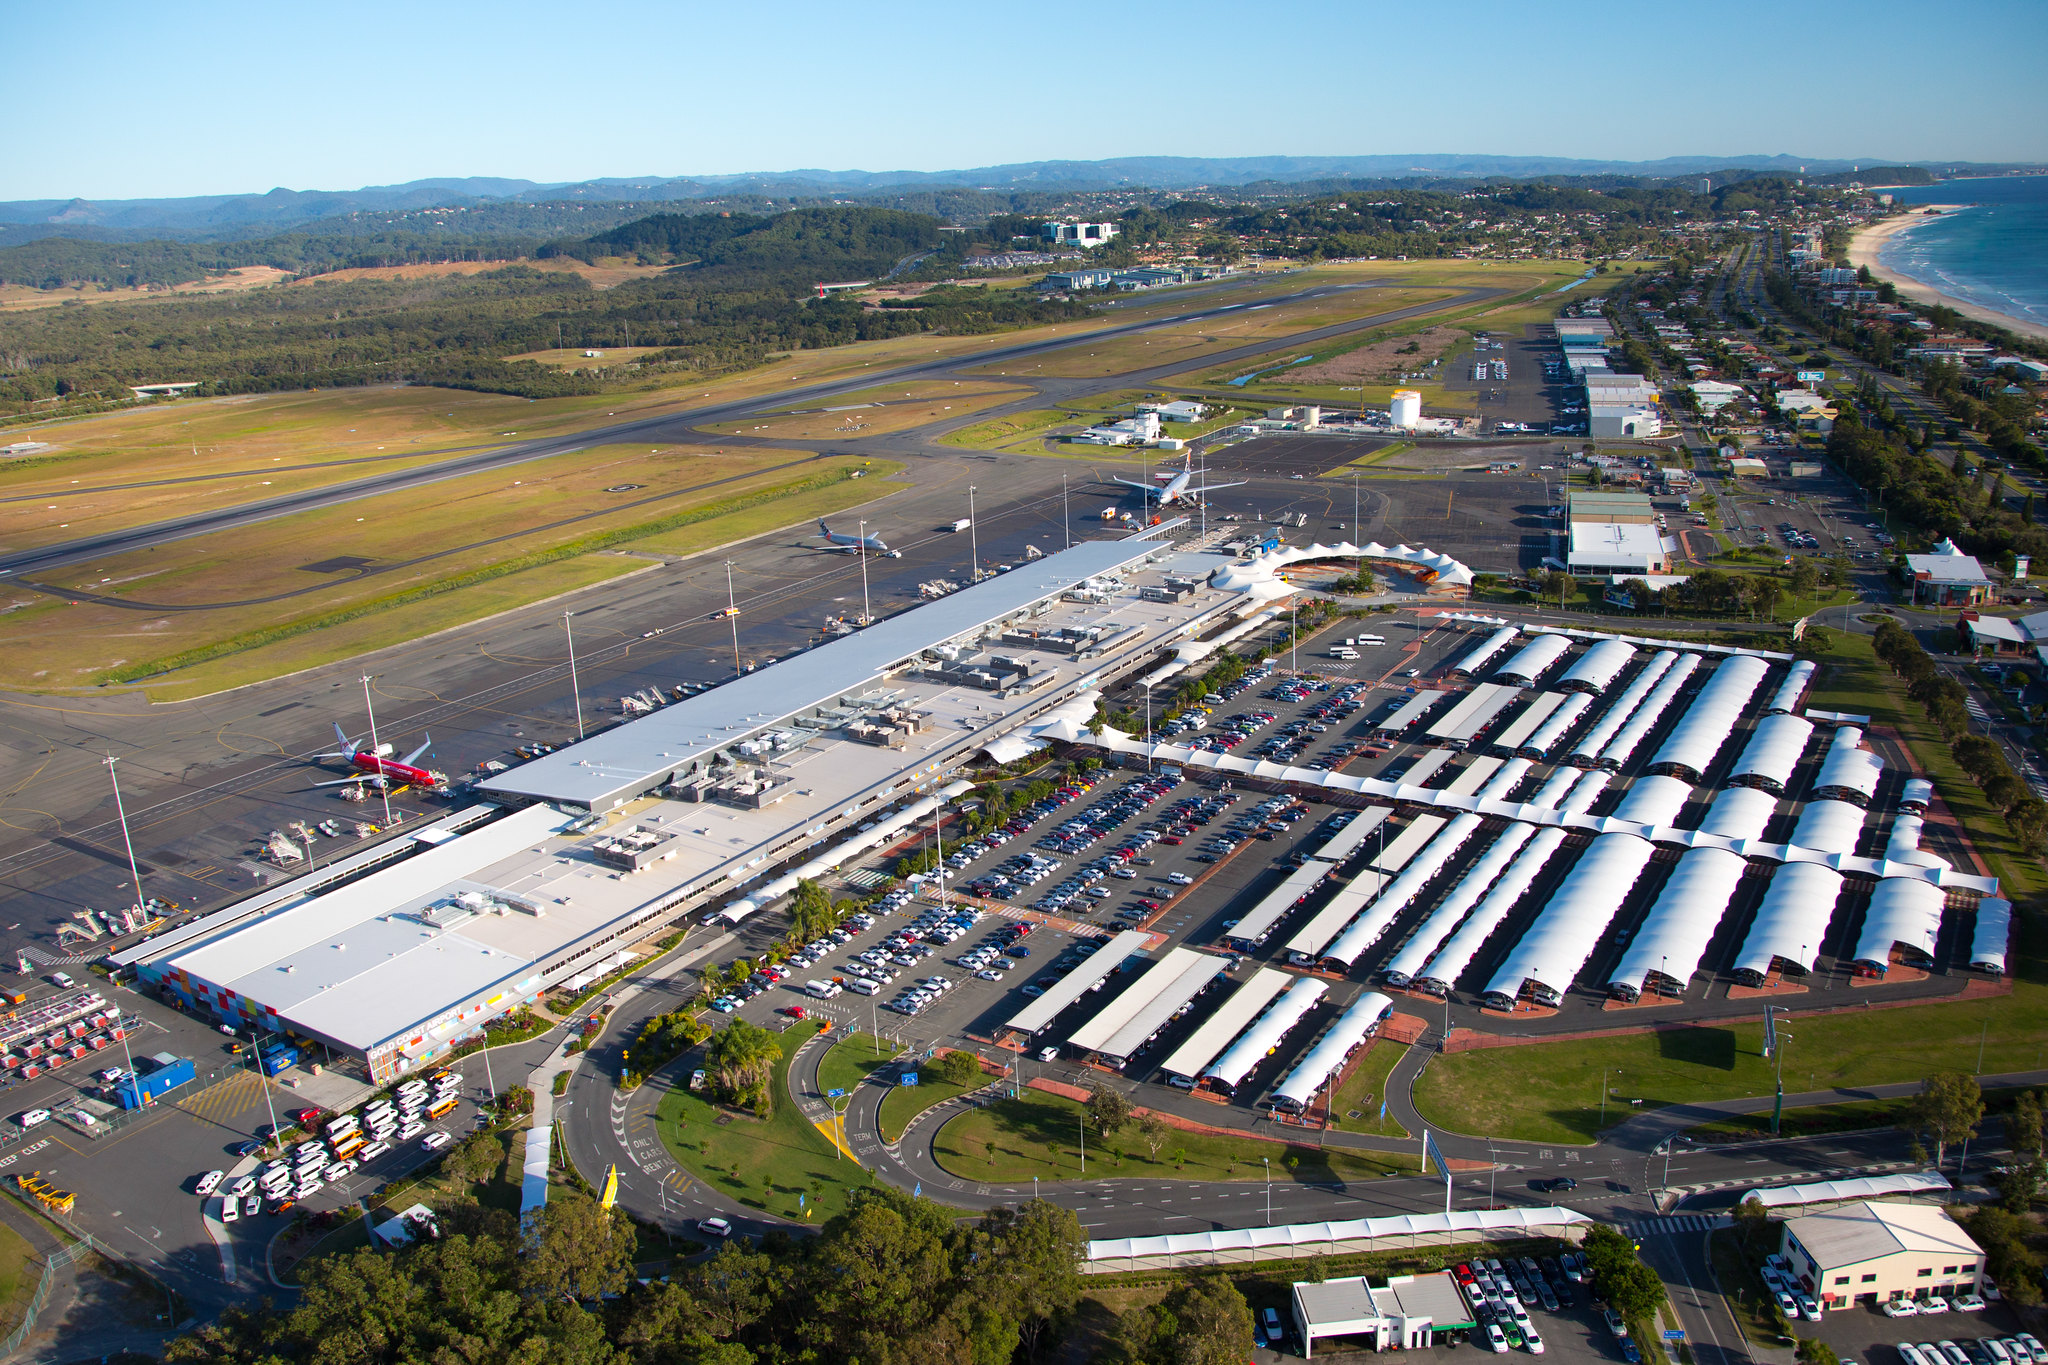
[1621,1213,1732,1240]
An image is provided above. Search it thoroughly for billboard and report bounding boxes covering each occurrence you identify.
[1796,370,1827,384]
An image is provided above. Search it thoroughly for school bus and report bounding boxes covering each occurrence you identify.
[425,1096,458,1121]
[331,1133,366,1161]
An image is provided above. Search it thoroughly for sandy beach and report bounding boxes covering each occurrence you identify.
[1848,206,2048,342]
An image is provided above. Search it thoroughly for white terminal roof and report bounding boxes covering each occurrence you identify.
[161,803,582,1054]
[1907,538,1988,585]
[481,538,1166,809]
[1568,520,1666,569]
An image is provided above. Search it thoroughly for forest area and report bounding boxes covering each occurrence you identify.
[0,207,1091,410]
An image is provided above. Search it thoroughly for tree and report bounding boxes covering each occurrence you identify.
[1732,1194,1774,1253]
[973,1200,1084,1359]
[1580,1224,1667,1320]
[2009,1090,2043,1166]
[441,1131,503,1187]
[1114,1275,1255,1365]
[1087,1084,1132,1135]
[1138,1111,1170,1162]
[938,1048,984,1088]
[1901,1071,1983,1169]
[686,1242,781,1341]
[1543,571,1579,608]
[1789,559,1820,598]
[1798,1339,1840,1365]
[519,1191,635,1302]
[705,1018,783,1116]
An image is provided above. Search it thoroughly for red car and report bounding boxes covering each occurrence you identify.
[292,1108,322,1126]
[1454,1262,1475,1285]
[781,1005,809,1020]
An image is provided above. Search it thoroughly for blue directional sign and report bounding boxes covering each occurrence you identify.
[827,1088,846,1099]
[1663,1331,1686,1341]
[902,1072,920,1087]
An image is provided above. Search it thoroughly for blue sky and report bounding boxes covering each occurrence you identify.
[9,0,2046,200]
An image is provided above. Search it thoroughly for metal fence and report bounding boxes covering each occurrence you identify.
[0,1239,96,1359]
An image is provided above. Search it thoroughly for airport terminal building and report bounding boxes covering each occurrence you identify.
[113,531,1269,1081]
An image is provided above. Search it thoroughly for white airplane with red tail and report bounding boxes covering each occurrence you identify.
[316,724,448,790]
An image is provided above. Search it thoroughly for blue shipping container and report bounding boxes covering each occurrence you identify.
[116,1056,195,1109]
[260,1047,299,1077]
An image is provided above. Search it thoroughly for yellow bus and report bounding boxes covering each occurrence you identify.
[331,1133,366,1161]
[425,1096,458,1121]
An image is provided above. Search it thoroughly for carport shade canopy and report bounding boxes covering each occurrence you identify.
[1556,638,1637,693]
[1319,814,1486,968]
[1382,822,1538,983]
[1484,831,1658,1002]
[1645,653,1772,780]
[1158,967,1292,1080]
[1788,798,1867,855]
[1087,1206,1593,1263]
[1852,877,1947,971]
[1002,929,1151,1036]
[1766,659,1817,715]
[1567,650,1678,764]
[1272,991,1393,1111]
[1377,690,1451,733]
[1725,713,1816,795]
[1971,897,2012,974]
[1203,975,1327,1090]
[1607,846,1748,997]
[1597,652,1703,769]
[1491,691,1567,754]
[1416,826,1571,992]
[1811,726,1884,805]
[1733,860,1844,979]
[1493,632,1572,687]
[1450,625,1519,677]
[1221,859,1337,948]
[1520,691,1593,758]
[1066,947,1230,1060]
[1425,684,1524,745]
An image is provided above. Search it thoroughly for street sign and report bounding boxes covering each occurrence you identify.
[1663,1331,1687,1342]
[902,1073,920,1087]
[827,1088,845,1099]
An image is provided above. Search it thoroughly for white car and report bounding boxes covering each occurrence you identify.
[1882,1299,1920,1318]
[699,1216,732,1238]
[195,1170,226,1196]
[359,1141,391,1161]
[16,1109,49,1129]
[422,1131,452,1151]
[1166,872,1193,885]
[1919,1296,1951,1315]
[400,1122,426,1141]
[326,1159,357,1180]
[1951,1292,1986,1313]
[218,1197,239,1224]
[243,1194,262,1218]
[1486,1324,1509,1354]
[230,1175,258,1199]
[1523,1326,1545,1355]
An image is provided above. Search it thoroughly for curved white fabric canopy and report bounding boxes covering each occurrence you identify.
[1971,897,2012,974]
[1609,773,1695,830]
[1271,991,1393,1111]
[1557,639,1637,694]
[1495,633,1573,687]
[1732,860,1844,981]
[1851,876,1946,971]
[1811,726,1883,806]
[1522,692,1594,758]
[1607,847,1748,999]
[1204,976,1327,1090]
[1597,652,1703,770]
[1567,650,1677,765]
[1726,713,1816,796]
[1382,823,1539,986]
[1415,827,1572,994]
[1788,798,1866,856]
[1647,654,1772,780]
[1451,625,1520,677]
[1765,659,1817,715]
[1087,1206,1593,1263]
[1484,831,1657,1003]
[1210,540,1476,592]
[1695,784,1779,842]
[1320,814,1485,967]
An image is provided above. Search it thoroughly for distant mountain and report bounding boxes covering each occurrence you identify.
[1,152,2012,244]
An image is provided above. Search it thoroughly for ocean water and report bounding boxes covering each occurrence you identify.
[1881,177,2048,332]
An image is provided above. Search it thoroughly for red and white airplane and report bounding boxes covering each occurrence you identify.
[317,724,448,790]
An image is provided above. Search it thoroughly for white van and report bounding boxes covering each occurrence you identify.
[848,978,880,996]
[804,979,843,1000]
[1329,647,1359,661]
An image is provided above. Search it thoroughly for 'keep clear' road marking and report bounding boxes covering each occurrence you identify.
[0,1139,49,1171]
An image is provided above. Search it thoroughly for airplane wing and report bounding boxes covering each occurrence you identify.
[401,736,433,766]
[1189,480,1248,494]
[1108,476,1158,494]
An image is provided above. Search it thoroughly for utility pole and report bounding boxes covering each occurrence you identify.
[724,561,742,672]
[563,612,585,739]
[362,676,395,829]
[1062,474,1070,549]
[968,485,979,583]
[103,756,145,917]
[857,523,872,624]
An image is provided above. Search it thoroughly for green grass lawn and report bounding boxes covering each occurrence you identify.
[877,1072,977,1144]
[1327,1039,1411,1138]
[815,1031,901,1101]
[0,1216,37,1341]
[931,1087,1402,1183]
[1683,1083,2038,1143]
[653,1022,876,1224]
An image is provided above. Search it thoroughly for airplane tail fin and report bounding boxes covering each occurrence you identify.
[333,722,355,754]
[818,518,832,536]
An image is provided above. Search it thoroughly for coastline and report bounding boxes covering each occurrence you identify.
[1847,206,2048,342]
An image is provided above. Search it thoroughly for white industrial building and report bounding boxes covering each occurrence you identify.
[1043,221,1119,248]
[1389,390,1422,428]
[1567,521,1669,576]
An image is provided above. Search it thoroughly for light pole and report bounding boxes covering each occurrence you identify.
[103,756,145,918]
[361,676,395,829]
[249,1030,280,1146]
[729,560,745,671]
[1078,1111,1085,1174]
[968,486,979,583]
[1263,1156,1271,1224]
[857,524,872,624]
[1062,474,1070,550]
[563,612,585,739]
[1487,1138,1497,1206]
